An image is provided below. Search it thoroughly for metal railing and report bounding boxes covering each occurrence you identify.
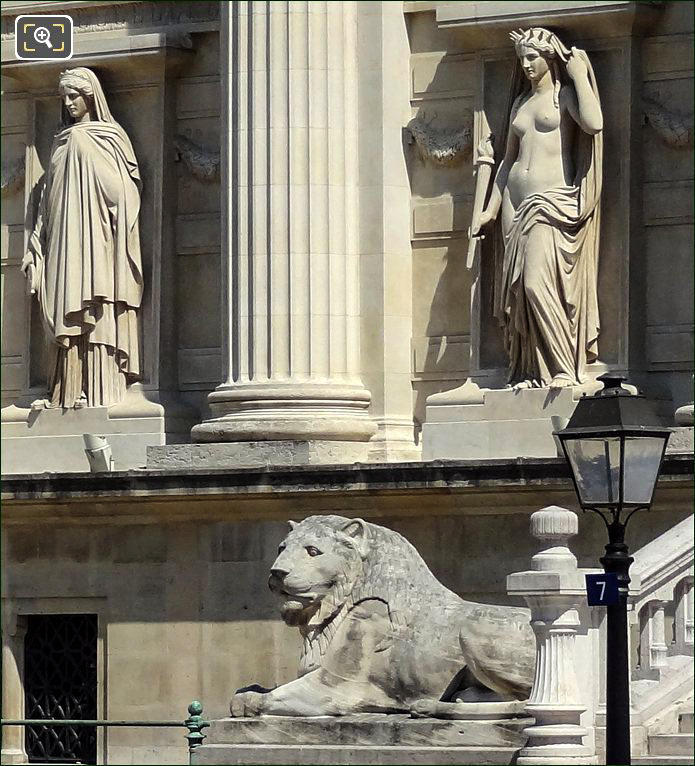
[1,700,210,762]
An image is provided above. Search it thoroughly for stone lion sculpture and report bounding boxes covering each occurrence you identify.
[230,515,536,717]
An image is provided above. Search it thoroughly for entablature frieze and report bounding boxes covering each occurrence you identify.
[1,1,219,40]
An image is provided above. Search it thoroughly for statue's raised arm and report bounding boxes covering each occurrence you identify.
[473,28,603,390]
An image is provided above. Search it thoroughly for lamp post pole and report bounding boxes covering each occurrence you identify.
[601,518,635,766]
[556,373,671,766]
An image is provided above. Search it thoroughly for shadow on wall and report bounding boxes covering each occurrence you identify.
[402,41,509,434]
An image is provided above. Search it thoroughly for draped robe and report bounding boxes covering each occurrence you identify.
[493,51,602,387]
[28,112,143,407]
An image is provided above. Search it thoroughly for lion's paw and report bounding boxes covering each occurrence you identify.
[230,690,265,717]
[410,699,437,718]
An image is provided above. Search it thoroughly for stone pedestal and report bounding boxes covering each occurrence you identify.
[190,714,530,765]
[190,2,375,461]
[422,384,602,461]
[1,386,194,474]
[507,506,600,765]
[666,426,694,454]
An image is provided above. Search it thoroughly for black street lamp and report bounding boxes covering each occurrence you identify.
[555,373,671,766]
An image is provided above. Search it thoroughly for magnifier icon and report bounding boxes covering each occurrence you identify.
[33,26,52,49]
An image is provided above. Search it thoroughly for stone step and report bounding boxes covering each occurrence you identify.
[205,714,529,748]
[633,757,694,765]
[192,744,522,765]
[649,733,695,757]
[192,715,531,765]
[680,711,694,734]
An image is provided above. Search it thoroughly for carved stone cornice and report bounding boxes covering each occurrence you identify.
[1,1,219,40]
[431,0,663,45]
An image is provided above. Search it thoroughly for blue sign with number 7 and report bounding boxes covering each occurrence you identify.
[585,572,619,606]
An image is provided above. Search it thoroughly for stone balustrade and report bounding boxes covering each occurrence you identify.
[630,515,695,681]
[508,509,694,763]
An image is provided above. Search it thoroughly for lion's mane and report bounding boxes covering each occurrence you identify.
[295,515,459,633]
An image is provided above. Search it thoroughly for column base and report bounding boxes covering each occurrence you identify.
[148,439,370,469]
[0,748,29,765]
[191,382,376,444]
[517,756,598,765]
[518,721,594,765]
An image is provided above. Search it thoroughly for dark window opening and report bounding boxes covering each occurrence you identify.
[24,614,97,764]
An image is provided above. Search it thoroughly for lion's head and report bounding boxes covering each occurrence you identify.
[269,515,450,629]
[268,515,473,681]
[268,515,369,627]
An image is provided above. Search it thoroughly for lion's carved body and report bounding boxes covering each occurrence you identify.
[230,515,536,717]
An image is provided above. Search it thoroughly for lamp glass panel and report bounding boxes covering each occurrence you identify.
[622,436,667,505]
[564,436,621,505]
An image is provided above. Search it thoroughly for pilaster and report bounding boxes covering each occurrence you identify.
[1,610,28,765]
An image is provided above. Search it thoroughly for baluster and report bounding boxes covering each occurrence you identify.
[674,576,694,655]
[637,604,651,677]
[649,601,669,669]
[637,601,668,679]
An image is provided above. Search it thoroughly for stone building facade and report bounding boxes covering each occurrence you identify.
[1,1,693,764]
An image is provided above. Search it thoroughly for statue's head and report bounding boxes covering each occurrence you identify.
[509,27,573,108]
[59,67,117,126]
[59,68,96,122]
[268,516,368,627]
[510,27,570,85]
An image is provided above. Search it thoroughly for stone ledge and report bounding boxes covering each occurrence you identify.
[148,440,370,470]
[1,455,691,502]
[435,1,662,35]
[1,31,193,84]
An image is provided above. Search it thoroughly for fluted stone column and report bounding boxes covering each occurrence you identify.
[192,1,375,458]
[1,613,27,765]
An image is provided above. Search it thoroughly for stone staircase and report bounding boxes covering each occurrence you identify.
[633,710,694,765]
[628,516,694,764]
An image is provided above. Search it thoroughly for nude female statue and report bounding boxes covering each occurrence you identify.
[22,68,143,408]
[472,28,603,389]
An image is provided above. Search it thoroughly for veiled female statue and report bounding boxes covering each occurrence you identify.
[472,28,603,389]
[21,67,143,408]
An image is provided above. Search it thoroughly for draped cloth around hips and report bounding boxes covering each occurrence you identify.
[494,52,602,387]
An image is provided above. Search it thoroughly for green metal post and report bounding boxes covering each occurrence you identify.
[184,701,209,758]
